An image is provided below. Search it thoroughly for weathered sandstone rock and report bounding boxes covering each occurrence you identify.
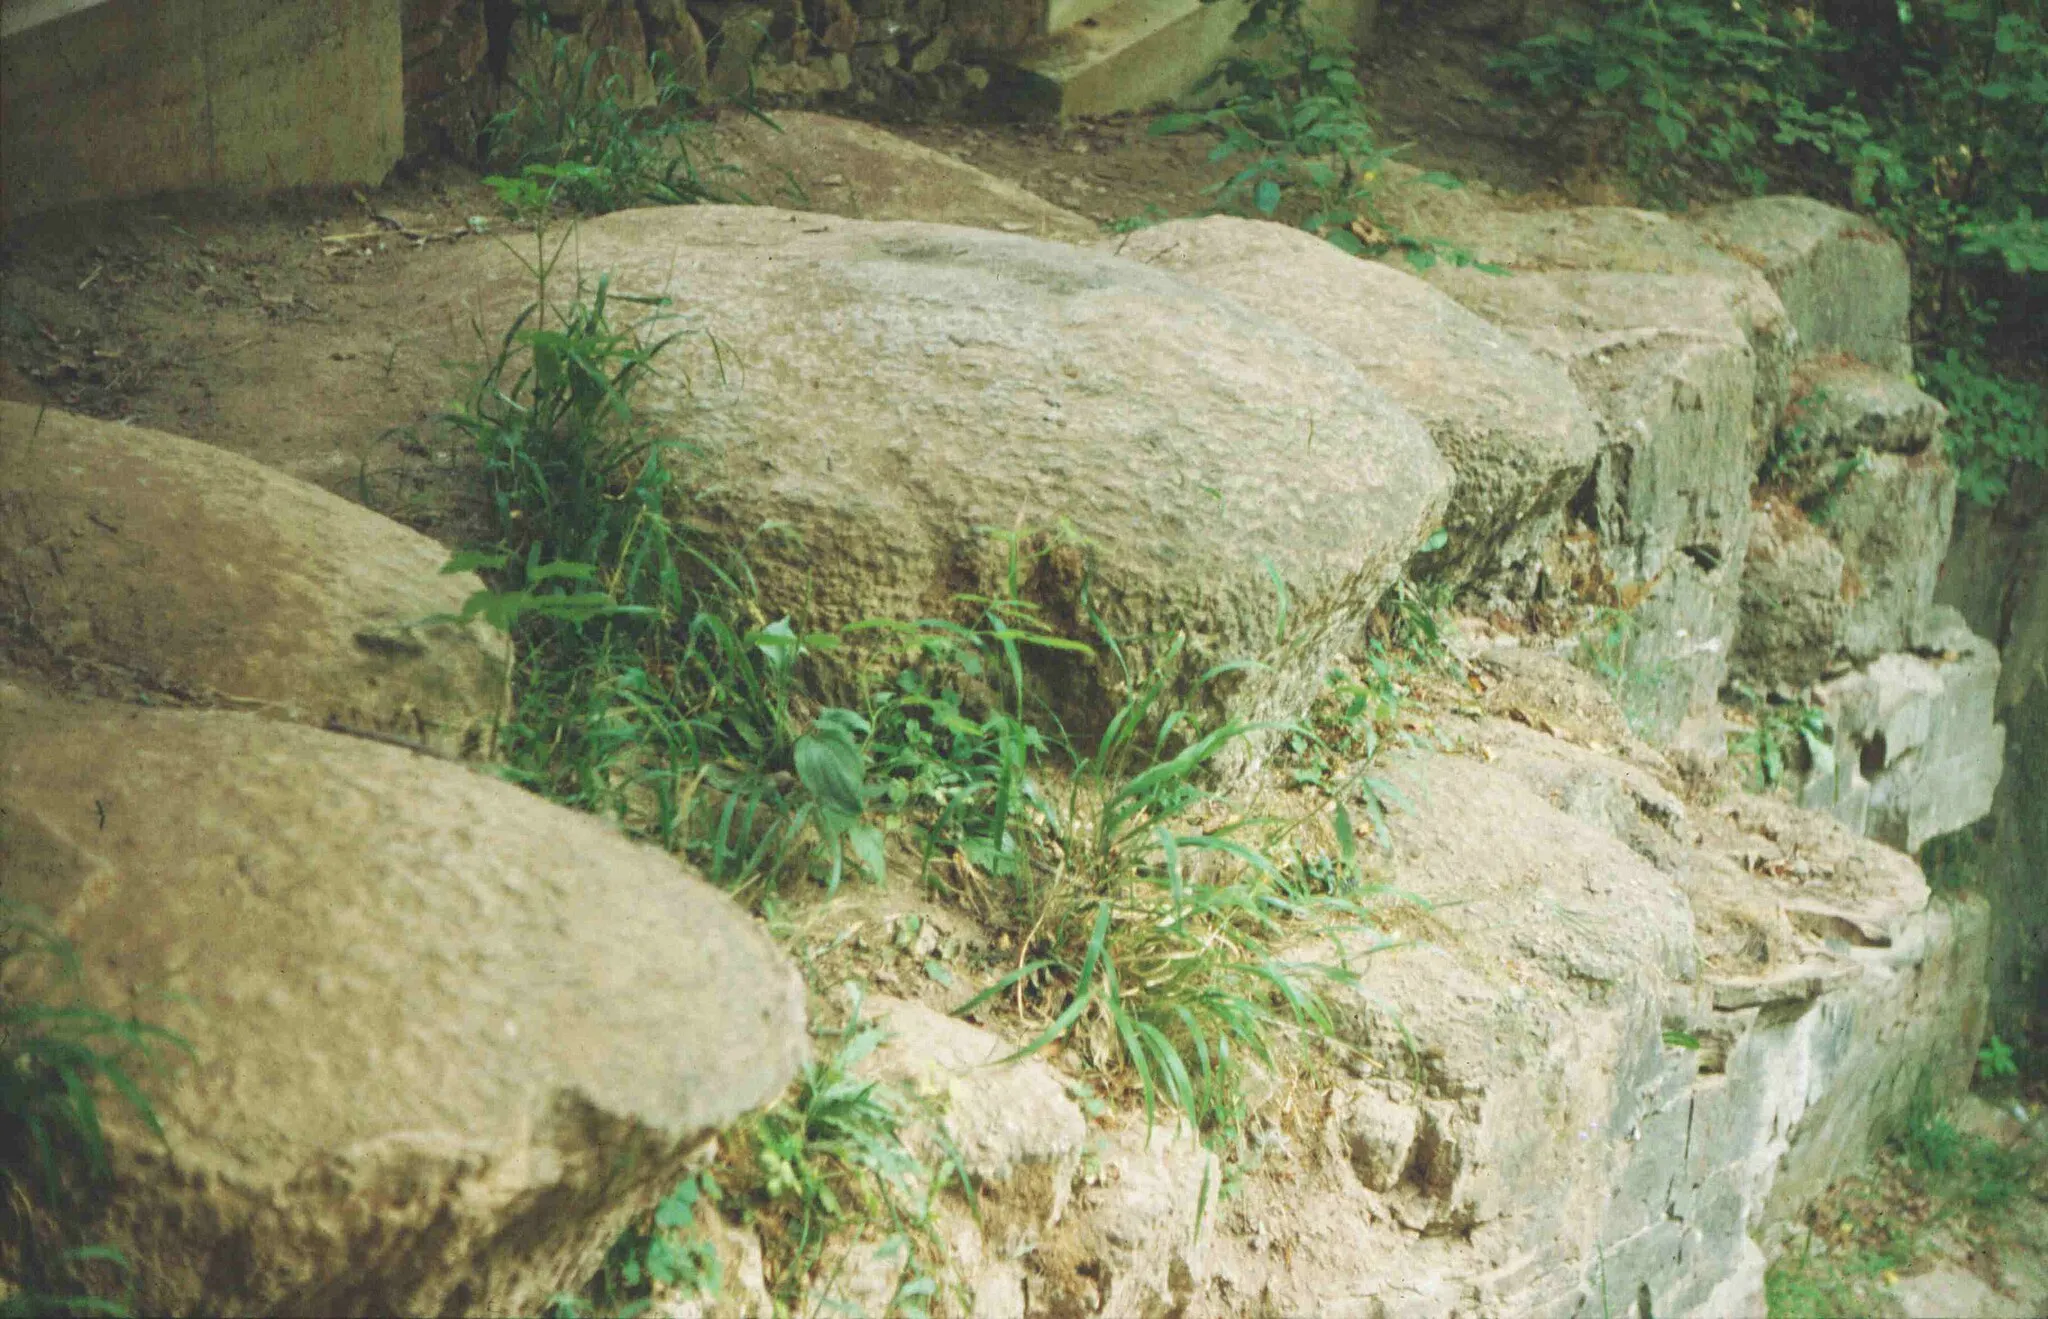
[1103,217,1601,592]
[442,208,1452,744]
[0,692,807,1316]
[1824,450,1960,663]
[1170,652,1983,1318]
[1784,356,1946,457]
[1800,606,2005,852]
[1426,268,1785,740]
[0,402,507,755]
[856,995,1086,1250]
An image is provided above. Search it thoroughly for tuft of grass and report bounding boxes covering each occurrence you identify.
[951,633,1380,1144]
[1,900,190,1317]
[484,8,745,216]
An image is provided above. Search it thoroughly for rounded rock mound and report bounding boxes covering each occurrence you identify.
[443,208,1452,740]
[0,692,807,1316]
[0,402,508,755]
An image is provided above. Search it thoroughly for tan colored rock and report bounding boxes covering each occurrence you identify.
[1031,1120,1219,1318]
[439,208,1451,748]
[1106,217,1601,592]
[1342,1089,1422,1192]
[0,694,807,1316]
[859,996,1086,1248]
[1786,357,1946,457]
[1427,268,1786,741]
[1825,449,1959,663]
[713,111,1097,240]
[0,403,507,755]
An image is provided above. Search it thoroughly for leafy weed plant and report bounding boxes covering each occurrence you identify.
[1726,685,1833,792]
[1152,20,1487,270]
[486,7,745,215]
[717,1003,966,1318]
[952,634,1379,1143]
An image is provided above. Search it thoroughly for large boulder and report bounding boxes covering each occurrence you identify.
[0,691,808,1316]
[712,111,1097,241]
[0,403,507,756]
[1102,217,1601,593]
[1183,670,1983,1319]
[444,208,1451,743]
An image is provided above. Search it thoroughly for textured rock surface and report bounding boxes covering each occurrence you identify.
[1693,195,1915,373]
[1826,450,1960,663]
[1031,1120,1220,1319]
[442,207,1451,743]
[0,403,507,755]
[857,995,1086,1249]
[713,112,1097,240]
[0,692,807,1316]
[1427,267,1786,740]
[1786,356,1947,456]
[1104,217,1601,592]
[1800,607,2006,852]
[1169,649,1986,1319]
[1734,502,1848,691]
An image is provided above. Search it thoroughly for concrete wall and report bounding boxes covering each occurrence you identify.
[0,0,403,223]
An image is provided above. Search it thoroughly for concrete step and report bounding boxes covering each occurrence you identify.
[993,0,1249,119]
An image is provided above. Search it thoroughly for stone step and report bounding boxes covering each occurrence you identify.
[1047,0,1121,37]
[993,0,1249,119]
[1783,357,1947,458]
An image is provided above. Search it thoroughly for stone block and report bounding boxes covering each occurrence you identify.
[1824,450,1958,663]
[1785,357,1946,458]
[1802,611,2005,851]
[1,0,403,221]
[1733,502,1847,691]
[1693,195,1914,373]
[1105,218,1602,594]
